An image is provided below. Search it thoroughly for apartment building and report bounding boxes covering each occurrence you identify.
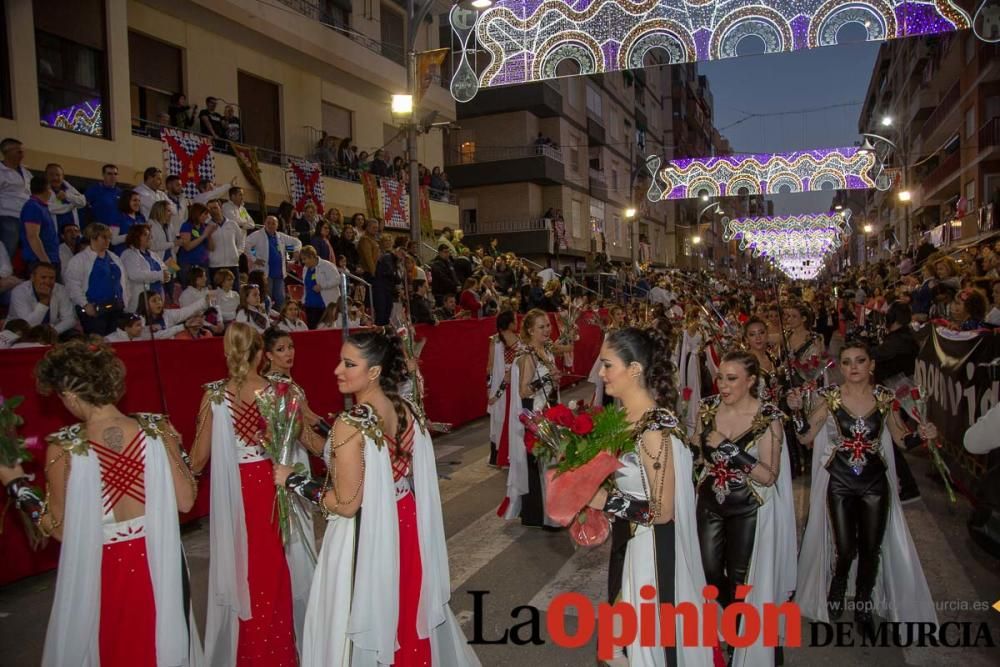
[0,0,459,225]
[857,31,999,259]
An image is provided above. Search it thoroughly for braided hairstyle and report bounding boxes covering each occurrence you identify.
[36,337,125,406]
[606,326,678,408]
[224,322,264,390]
[720,349,761,398]
[345,328,412,455]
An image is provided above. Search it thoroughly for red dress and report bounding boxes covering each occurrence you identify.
[496,342,519,468]
[226,391,299,666]
[387,420,433,666]
[93,429,157,667]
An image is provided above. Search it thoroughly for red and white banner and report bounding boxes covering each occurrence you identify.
[288,159,325,214]
[161,128,215,200]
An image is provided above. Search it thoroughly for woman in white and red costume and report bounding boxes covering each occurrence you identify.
[487,310,522,468]
[191,323,306,665]
[34,338,203,666]
[273,329,480,666]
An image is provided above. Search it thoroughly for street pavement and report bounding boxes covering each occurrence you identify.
[1,383,998,666]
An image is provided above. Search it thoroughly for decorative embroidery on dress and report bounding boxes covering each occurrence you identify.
[706,455,746,505]
[202,379,227,405]
[340,403,386,450]
[836,416,880,476]
[46,423,89,456]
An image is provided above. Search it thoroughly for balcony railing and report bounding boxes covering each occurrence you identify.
[450,144,564,165]
[131,117,457,204]
[921,149,961,195]
[589,168,606,183]
[919,80,960,141]
[461,218,551,234]
[274,0,405,66]
[978,117,1000,151]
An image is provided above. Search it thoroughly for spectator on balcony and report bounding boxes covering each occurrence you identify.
[335,221,360,272]
[295,201,321,246]
[199,97,225,139]
[439,171,451,198]
[46,163,86,231]
[168,93,197,130]
[357,218,380,280]
[20,175,60,275]
[176,202,214,285]
[369,149,390,177]
[9,262,76,335]
[110,189,145,255]
[245,215,301,308]
[223,186,255,231]
[59,221,81,268]
[310,219,337,262]
[135,166,175,221]
[120,223,169,311]
[357,150,371,172]
[337,137,354,171]
[223,105,242,142]
[405,278,432,325]
[391,156,405,183]
[84,164,121,227]
[430,166,446,191]
[458,277,482,318]
[430,244,459,306]
[206,199,244,283]
[419,164,431,188]
[0,137,31,260]
[313,134,337,167]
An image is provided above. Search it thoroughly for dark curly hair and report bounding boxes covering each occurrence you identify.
[345,328,412,448]
[840,337,874,360]
[35,337,126,406]
[606,326,677,408]
[720,349,760,398]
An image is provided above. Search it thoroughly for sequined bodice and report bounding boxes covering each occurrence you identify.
[829,404,886,479]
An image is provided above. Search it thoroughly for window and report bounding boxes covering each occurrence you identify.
[965,107,976,138]
[966,179,976,209]
[459,141,476,164]
[238,71,281,152]
[380,3,405,66]
[34,0,109,138]
[586,85,602,118]
[322,102,353,141]
[569,134,580,172]
[611,168,619,192]
[319,0,351,29]
[128,32,182,129]
[571,199,582,238]
[0,6,10,119]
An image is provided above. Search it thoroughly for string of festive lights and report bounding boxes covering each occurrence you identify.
[723,211,852,242]
[739,226,843,256]
[645,148,883,201]
[770,252,829,279]
[450,1,971,100]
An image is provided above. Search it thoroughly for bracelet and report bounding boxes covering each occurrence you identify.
[285,472,325,506]
[6,477,43,526]
[603,489,652,525]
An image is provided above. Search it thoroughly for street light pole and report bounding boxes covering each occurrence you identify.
[405,0,426,251]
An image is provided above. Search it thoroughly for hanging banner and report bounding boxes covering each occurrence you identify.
[381,178,410,229]
[361,172,382,221]
[419,185,434,238]
[230,141,266,214]
[288,159,325,214]
[161,128,215,200]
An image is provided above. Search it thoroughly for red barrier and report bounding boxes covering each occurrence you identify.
[0,312,604,585]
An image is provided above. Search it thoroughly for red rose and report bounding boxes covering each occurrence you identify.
[892,400,901,412]
[524,430,538,453]
[544,404,575,428]
[274,382,291,397]
[571,413,594,436]
[910,387,922,400]
[682,387,693,401]
[894,385,911,400]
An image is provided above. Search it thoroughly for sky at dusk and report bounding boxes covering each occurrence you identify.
[697,38,880,216]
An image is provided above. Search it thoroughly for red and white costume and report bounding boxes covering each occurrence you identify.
[487,334,521,468]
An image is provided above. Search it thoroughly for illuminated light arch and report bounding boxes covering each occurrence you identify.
[455,1,971,97]
[647,146,879,202]
[532,32,606,81]
[620,21,696,69]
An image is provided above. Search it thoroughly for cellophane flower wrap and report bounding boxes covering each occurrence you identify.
[0,395,44,548]
[894,385,956,503]
[792,353,834,417]
[521,402,632,546]
[556,303,580,367]
[256,381,305,544]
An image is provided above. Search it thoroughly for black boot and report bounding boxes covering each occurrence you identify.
[827,575,848,620]
[488,441,498,468]
[854,598,876,637]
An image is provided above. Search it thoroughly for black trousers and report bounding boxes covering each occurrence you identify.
[607,519,631,602]
[79,303,123,336]
[653,522,678,667]
[696,497,758,608]
[827,473,890,602]
[305,306,324,330]
[784,420,804,478]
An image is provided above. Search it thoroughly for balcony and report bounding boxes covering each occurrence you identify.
[978,117,1000,152]
[919,80,960,142]
[920,149,961,199]
[907,86,936,128]
[457,81,563,120]
[459,218,552,255]
[446,144,565,187]
[587,114,606,145]
[589,168,608,200]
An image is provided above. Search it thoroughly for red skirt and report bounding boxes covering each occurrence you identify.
[237,460,299,666]
[100,535,157,666]
[396,492,432,666]
[497,390,512,468]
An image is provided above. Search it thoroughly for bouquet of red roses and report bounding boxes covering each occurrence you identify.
[894,385,956,503]
[791,353,834,417]
[256,381,305,544]
[520,403,632,546]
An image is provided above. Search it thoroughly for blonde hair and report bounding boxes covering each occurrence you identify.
[299,244,318,261]
[224,322,263,387]
[520,308,549,343]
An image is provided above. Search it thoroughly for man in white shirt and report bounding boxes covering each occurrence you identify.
[46,163,87,230]
[58,223,81,268]
[244,215,301,308]
[0,138,31,259]
[134,166,175,220]
[207,199,245,283]
[165,174,232,228]
[0,241,22,293]
[648,279,671,306]
[222,186,255,231]
[9,262,77,335]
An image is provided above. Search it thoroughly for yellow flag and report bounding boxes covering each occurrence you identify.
[416,48,450,105]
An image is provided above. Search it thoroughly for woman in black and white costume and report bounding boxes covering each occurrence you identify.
[675,306,705,434]
[792,339,937,630]
[587,327,714,667]
[693,350,796,666]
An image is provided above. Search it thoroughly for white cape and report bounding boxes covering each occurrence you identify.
[676,332,702,434]
[302,408,480,666]
[795,419,937,624]
[487,337,507,446]
[42,419,203,667]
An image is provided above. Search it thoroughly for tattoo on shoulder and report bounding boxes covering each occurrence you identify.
[103,426,125,452]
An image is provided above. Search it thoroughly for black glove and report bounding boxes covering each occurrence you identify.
[6,477,43,526]
[717,442,758,471]
[312,417,333,439]
[603,489,652,525]
[285,473,324,505]
[793,412,809,436]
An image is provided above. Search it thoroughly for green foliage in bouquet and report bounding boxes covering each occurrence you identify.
[0,395,29,466]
